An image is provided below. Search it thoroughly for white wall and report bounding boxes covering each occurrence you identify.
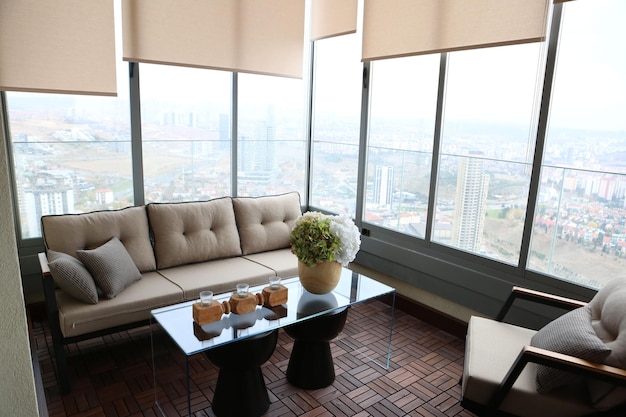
[0,104,40,416]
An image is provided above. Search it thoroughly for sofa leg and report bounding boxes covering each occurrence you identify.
[53,342,70,394]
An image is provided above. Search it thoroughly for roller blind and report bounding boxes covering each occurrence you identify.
[311,0,358,41]
[0,0,117,96]
[362,0,550,62]
[123,0,305,79]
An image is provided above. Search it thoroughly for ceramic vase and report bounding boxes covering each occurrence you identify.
[297,260,342,294]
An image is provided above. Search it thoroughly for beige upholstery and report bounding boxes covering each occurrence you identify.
[156,257,275,300]
[57,271,183,337]
[233,192,302,255]
[462,279,626,416]
[243,248,299,278]
[42,206,156,272]
[462,317,596,417]
[587,278,626,409]
[148,197,242,269]
[40,193,304,394]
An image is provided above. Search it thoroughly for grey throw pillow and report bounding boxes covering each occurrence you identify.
[530,306,611,393]
[77,237,142,299]
[47,250,98,304]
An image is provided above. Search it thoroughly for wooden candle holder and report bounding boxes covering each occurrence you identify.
[192,285,289,325]
[192,300,231,325]
[261,284,288,307]
[229,292,259,315]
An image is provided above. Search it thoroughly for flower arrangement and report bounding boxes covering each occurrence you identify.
[290,211,361,268]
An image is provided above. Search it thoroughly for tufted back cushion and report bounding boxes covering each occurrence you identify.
[589,277,626,369]
[587,277,626,409]
[232,192,302,255]
[42,206,156,273]
[147,197,242,269]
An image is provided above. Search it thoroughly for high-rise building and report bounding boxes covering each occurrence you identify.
[452,151,489,253]
[238,105,278,185]
[25,186,75,238]
[374,165,393,207]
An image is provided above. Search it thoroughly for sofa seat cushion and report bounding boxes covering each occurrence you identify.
[148,198,242,269]
[462,316,596,417]
[157,257,275,300]
[57,271,183,338]
[42,206,156,272]
[243,248,298,278]
[233,192,302,255]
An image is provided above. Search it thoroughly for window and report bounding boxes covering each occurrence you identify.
[528,0,626,288]
[433,44,544,264]
[310,34,362,216]
[6,3,130,239]
[364,54,439,236]
[139,64,231,202]
[237,73,307,197]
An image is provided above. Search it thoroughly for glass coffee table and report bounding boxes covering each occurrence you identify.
[151,267,395,416]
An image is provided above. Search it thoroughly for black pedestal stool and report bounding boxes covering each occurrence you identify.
[204,329,278,417]
[284,306,350,389]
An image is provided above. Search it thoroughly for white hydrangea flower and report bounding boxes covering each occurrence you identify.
[329,215,361,266]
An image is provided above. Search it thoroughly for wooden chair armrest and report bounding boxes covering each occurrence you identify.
[523,345,626,383]
[38,252,51,276]
[487,345,626,412]
[496,286,587,322]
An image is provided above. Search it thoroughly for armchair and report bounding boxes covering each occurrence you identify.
[460,278,626,417]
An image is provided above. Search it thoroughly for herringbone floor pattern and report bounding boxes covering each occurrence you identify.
[32,299,477,417]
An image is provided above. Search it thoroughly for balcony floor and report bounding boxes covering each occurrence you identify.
[31,299,476,417]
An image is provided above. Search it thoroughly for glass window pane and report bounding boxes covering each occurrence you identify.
[529,0,626,288]
[237,73,306,197]
[433,44,544,263]
[310,34,362,217]
[6,4,131,239]
[364,55,439,236]
[139,64,231,202]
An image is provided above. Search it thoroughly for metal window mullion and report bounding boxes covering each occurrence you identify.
[519,3,563,275]
[231,72,238,197]
[425,53,448,244]
[355,61,372,226]
[129,62,145,206]
[304,41,315,208]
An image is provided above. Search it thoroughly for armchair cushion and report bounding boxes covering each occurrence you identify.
[587,278,626,409]
[77,237,142,299]
[530,305,611,393]
[462,316,596,417]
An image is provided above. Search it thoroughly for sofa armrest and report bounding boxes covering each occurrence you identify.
[496,286,587,322]
[38,251,71,392]
[38,251,50,276]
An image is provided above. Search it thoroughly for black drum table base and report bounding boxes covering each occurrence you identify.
[204,329,278,417]
[285,306,349,390]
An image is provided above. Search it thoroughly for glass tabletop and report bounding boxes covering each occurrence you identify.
[151,267,395,356]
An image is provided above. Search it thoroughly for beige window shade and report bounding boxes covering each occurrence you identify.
[311,0,358,41]
[123,0,305,79]
[362,0,550,62]
[0,0,117,96]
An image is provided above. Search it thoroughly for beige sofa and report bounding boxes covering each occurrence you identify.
[38,192,302,392]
